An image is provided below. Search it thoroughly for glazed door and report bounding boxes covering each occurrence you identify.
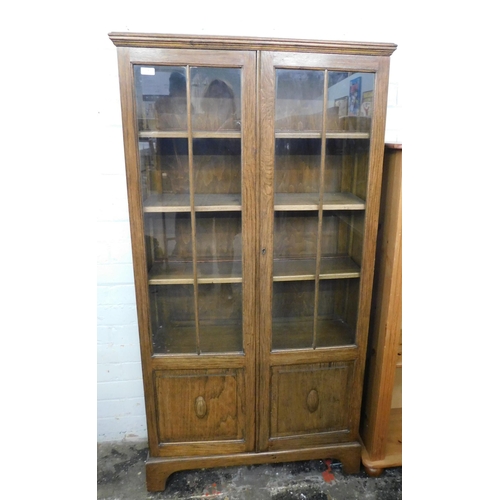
[258,51,390,451]
[118,47,257,457]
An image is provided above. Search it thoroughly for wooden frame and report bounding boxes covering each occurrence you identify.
[116,46,258,461]
[257,50,391,456]
[110,32,396,491]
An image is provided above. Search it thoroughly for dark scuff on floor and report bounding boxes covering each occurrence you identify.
[97,441,402,500]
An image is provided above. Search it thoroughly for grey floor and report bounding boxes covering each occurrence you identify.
[97,441,402,500]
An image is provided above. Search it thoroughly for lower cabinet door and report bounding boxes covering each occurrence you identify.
[154,368,250,456]
[268,361,357,451]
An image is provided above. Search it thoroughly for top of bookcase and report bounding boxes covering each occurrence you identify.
[108,32,397,56]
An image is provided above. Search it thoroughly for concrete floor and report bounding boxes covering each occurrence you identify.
[97,441,402,500]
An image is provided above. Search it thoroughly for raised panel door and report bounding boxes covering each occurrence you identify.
[154,368,246,451]
[269,361,356,449]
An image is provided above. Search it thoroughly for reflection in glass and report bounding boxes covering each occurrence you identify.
[327,72,375,132]
[274,69,375,134]
[134,66,187,131]
[196,212,242,282]
[134,64,247,357]
[275,69,324,132]
[191,67,241,132]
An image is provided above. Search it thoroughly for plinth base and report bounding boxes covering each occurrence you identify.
[146,442,361,492]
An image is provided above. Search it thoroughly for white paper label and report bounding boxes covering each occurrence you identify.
[140,67,155,76]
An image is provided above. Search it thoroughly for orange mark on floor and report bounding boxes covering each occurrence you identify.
[203,483,221,496]
[322,459,335,483]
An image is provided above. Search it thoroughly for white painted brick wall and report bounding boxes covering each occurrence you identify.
[96,35,148,438]
[96,3,403,443]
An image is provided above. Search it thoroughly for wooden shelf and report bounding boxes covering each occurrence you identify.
[138,131,241,139]
[274,192,365,211]
[149,257,359,285]
[275,131,370,140]
[272,317,355,350]
[273,257,360,281]
[143,193,242,212]
[149,261,243,285]
[144,192,364,213]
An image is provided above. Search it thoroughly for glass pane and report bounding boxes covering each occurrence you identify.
[327,72,375,132]
[135,63,247,357]
[273,211,318,280]
[271,68,371,351]
[196,212,242,281]
[140,138,190,210]
[323,139,370,203]
[315,279,358,348]
[145,212,194,283]
[271,212,363,350]
[134,66,187,132]
[193,138,241,209]
[320,211,365,277]
[150,284,196,354]
[274,139,321,207]
[275,69,324,132]
[272,279,358,350]
[198,283,243,353]
[191,67,241,132]
[273,281,314,350]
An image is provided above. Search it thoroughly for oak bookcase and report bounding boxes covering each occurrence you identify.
[109,32,397,491]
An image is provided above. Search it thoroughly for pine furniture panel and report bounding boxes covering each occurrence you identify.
[360,143,402,476]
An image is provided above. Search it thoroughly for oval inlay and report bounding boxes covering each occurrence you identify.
[306,389,319,413]
[194,396,207,418]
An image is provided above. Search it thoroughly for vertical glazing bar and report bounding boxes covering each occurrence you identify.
[349,154,359,254]
[186,66,201,354]
[145,140,152,198]
[148,217,159,345]
[149,217,155,267]
[312,70,329,349]
[161,213,168,260]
